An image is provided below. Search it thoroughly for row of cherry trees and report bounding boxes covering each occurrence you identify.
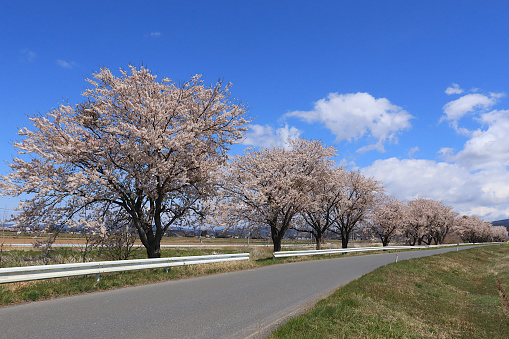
[367,196,508,248]
[211,139,382,251]
[212,139,508,251]
[1,66,506,257]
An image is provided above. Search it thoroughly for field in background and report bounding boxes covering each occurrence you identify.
[0,230,365,248]
[270,245,509,339]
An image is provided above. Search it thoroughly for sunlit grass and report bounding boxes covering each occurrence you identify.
[269,245,509,339]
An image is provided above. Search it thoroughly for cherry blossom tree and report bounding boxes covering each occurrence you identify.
[213,139,336,252]
[490,226,508,242]
[429,203,458,245]
[456,217,508,243]
[455,215,493,243]
[0,65,248,258]
[402,200,425,246]
[331,170,382,248]
[403,198,457,245]
[367,194,405,246]
[293,167,347,250]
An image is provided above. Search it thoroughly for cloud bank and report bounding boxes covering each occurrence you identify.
[287,92,412,152]
[363,85,509,220]
[240,85,509,220]
[242,124,302,148]
[363,158,509,220]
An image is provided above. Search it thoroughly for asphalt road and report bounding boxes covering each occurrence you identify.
[0,246,476,339]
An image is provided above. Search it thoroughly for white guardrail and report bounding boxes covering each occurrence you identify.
[272,242,502,260]
[0,253,250,284]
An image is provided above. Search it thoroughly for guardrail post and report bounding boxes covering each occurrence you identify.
[165,267,169,273]
[95,274,100,282]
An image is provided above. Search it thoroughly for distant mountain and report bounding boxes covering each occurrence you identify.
[492,219,509,226]
[491,219,509,232]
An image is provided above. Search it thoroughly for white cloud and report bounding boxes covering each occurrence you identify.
[442,109,509,169]
[445,83,464,95]
[438,147,454,157]
[287,92,412,152]
[356,85,509,221]
[57,59,77,69]
[363,158,470,202]
[20,48,36,62]
[408,146,419,158]
[150,32,161,37]
[442,93,500,122]
[242,124,302,148]
[362,158,509,220]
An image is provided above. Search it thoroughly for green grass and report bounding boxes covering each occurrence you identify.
[269,245,509,339]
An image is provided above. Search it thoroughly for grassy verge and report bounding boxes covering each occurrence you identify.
[269,245,509,339]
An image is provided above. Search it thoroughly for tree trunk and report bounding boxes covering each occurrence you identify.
[270,222,285,252]
[422,236,432,246]
[144,230,162,258]
[133,219,162,258]
[145,241,161,258]
[341,236,349,249]
[382,238,389,246]
[315,236,322,250]
[272,236,282,252]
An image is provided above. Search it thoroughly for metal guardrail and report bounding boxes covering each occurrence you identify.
[0,253,250,284]
[272,243,502,259]
[273,246,425,259]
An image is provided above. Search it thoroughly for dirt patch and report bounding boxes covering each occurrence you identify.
[495,278,509,315]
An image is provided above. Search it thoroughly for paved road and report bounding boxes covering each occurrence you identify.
[0,246,476,339]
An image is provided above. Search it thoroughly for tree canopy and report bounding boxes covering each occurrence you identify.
[0,66,249,257]
[213,139,336,251]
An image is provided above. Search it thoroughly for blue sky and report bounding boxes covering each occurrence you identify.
[2,0,509,220]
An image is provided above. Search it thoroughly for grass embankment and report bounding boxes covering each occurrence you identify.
[270,245,509,339]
